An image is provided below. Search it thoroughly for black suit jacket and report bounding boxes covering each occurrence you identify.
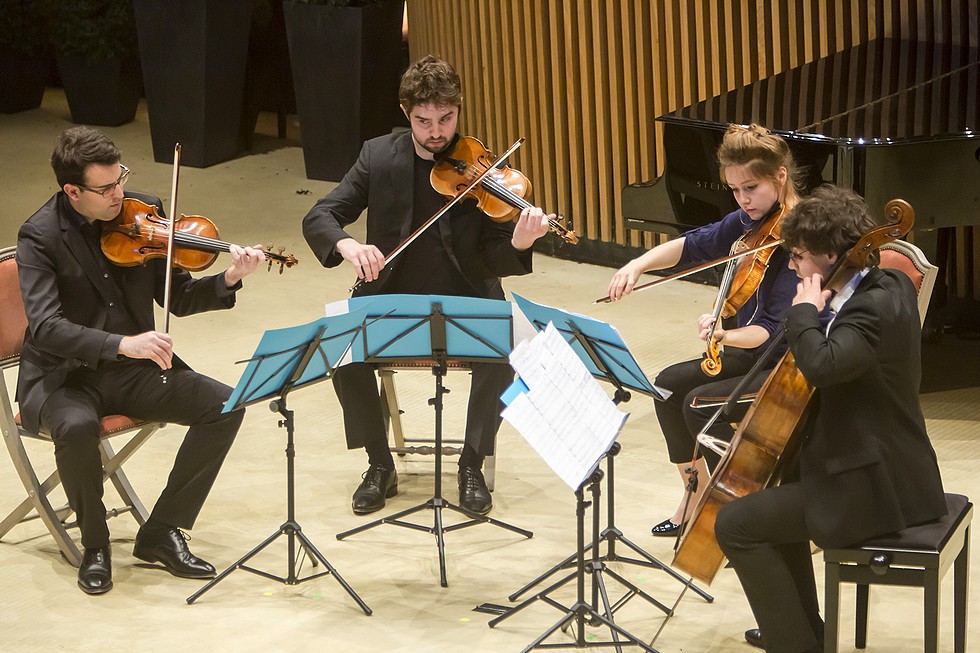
[784,268,946,548]
[15,191,237,434]
[302,130,533,299]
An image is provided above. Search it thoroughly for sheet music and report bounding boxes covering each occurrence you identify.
[502,322,628,490]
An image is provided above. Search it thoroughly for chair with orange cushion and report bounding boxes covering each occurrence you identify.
[0,245,163,567]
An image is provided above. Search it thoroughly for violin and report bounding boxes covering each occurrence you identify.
[100,197,298,273]
[671,199,916,585]
[431,136,578,244]
[701,204,787,376]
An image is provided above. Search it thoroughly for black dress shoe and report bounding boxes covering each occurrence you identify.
[744,628,765,649]
[78,546,113,595]
[650,518,681,537]
[352,464,398,515]
[458,466,492,515]
[133,526,216,579]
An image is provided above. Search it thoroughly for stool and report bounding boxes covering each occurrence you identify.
[378,361,496,491]
[823,493,972,653]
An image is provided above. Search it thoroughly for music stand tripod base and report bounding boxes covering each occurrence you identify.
[489,471,659,653]
[187,397,371,613]
[336,358,532,588]
[185,314,375,613]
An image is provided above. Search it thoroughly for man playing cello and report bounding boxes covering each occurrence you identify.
[715,185,946,652]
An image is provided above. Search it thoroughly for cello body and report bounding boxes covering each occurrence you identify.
[672,350,813,584]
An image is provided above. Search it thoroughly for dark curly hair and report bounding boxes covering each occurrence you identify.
[51,126,121,189]
[398,55,461,112]
[781,184,882,267]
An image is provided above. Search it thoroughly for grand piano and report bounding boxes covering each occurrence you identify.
[624,38,979,330]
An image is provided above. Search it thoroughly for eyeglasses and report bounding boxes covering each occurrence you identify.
[76,164,130,198]
[788,249,809,262]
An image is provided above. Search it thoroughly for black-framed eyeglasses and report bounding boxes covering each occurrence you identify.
[76,164,130,198]
[788,249,809,262]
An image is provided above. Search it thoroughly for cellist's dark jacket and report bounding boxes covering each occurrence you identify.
[15,191,236,435]
[784,267,946,548]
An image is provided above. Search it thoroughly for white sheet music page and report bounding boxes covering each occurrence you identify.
[501,322,628,491]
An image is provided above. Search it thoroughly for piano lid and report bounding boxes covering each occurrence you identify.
[660,38,979,146]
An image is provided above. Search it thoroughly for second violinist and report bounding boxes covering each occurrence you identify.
[606,123,803,537]
[302,55,553,517]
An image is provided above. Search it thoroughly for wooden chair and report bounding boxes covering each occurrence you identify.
[0,245,163,567]
[823,493,972,653]
[378,361,497,491]
[878,239,939,328]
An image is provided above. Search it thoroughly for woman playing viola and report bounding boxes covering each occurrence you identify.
[606,124,802,536]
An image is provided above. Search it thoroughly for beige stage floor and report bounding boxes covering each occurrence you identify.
[1,91,977,652]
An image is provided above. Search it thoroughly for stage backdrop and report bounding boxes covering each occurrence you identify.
[406,0,978,282]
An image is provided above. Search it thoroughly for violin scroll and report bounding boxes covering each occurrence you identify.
[265,245,299,274]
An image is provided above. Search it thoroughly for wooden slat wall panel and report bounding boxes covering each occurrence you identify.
[407,0,973,252]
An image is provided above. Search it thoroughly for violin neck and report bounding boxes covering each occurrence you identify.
[479,177,571,237]
[172,231,288,263]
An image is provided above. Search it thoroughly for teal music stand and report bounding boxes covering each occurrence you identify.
[187,306,375,612]
[506,295,713,636]
[335,294,533,588]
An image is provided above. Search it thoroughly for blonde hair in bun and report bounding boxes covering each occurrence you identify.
[717,123,802,209]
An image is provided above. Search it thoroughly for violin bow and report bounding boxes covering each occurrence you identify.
[349,138,525,294]
[594,240,782,304]
[160,143,181,382]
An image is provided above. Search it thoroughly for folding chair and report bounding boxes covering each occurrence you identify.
[0,245,163,567]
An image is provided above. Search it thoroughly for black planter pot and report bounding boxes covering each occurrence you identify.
[56,56,141,126]
[133,0,252,167]
[283,0,406,182]
[0,47,50,113]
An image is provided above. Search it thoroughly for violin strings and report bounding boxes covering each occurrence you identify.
[464,163,570,236]
[169,231,285,261]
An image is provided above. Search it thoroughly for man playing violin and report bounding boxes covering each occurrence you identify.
[303,55,553,516]
[715,185,946,653]
[16,126,267,595]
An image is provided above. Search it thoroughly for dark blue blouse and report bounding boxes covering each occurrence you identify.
[678,206,798,358]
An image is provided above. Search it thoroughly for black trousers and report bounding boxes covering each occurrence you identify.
[654,350,766,470]
[40,360,242,549]
[715,483,823,653]
[332,361,514,461]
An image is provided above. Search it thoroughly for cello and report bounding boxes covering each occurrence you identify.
[671,198,915,584]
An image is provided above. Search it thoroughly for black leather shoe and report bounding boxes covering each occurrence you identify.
[352,464,398,515]
[458,466,492,515]
[744,628,764,649]
[133,526,216,579]
[650,518,681,537]
[78,546,112,595]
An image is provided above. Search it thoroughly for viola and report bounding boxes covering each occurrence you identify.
[701,204,787,376]
[671,198,916,584]
[100,197,298,273]
[431,136,578,244]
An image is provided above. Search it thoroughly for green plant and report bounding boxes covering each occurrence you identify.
[0,0,46,56]
[38,0,137,63]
